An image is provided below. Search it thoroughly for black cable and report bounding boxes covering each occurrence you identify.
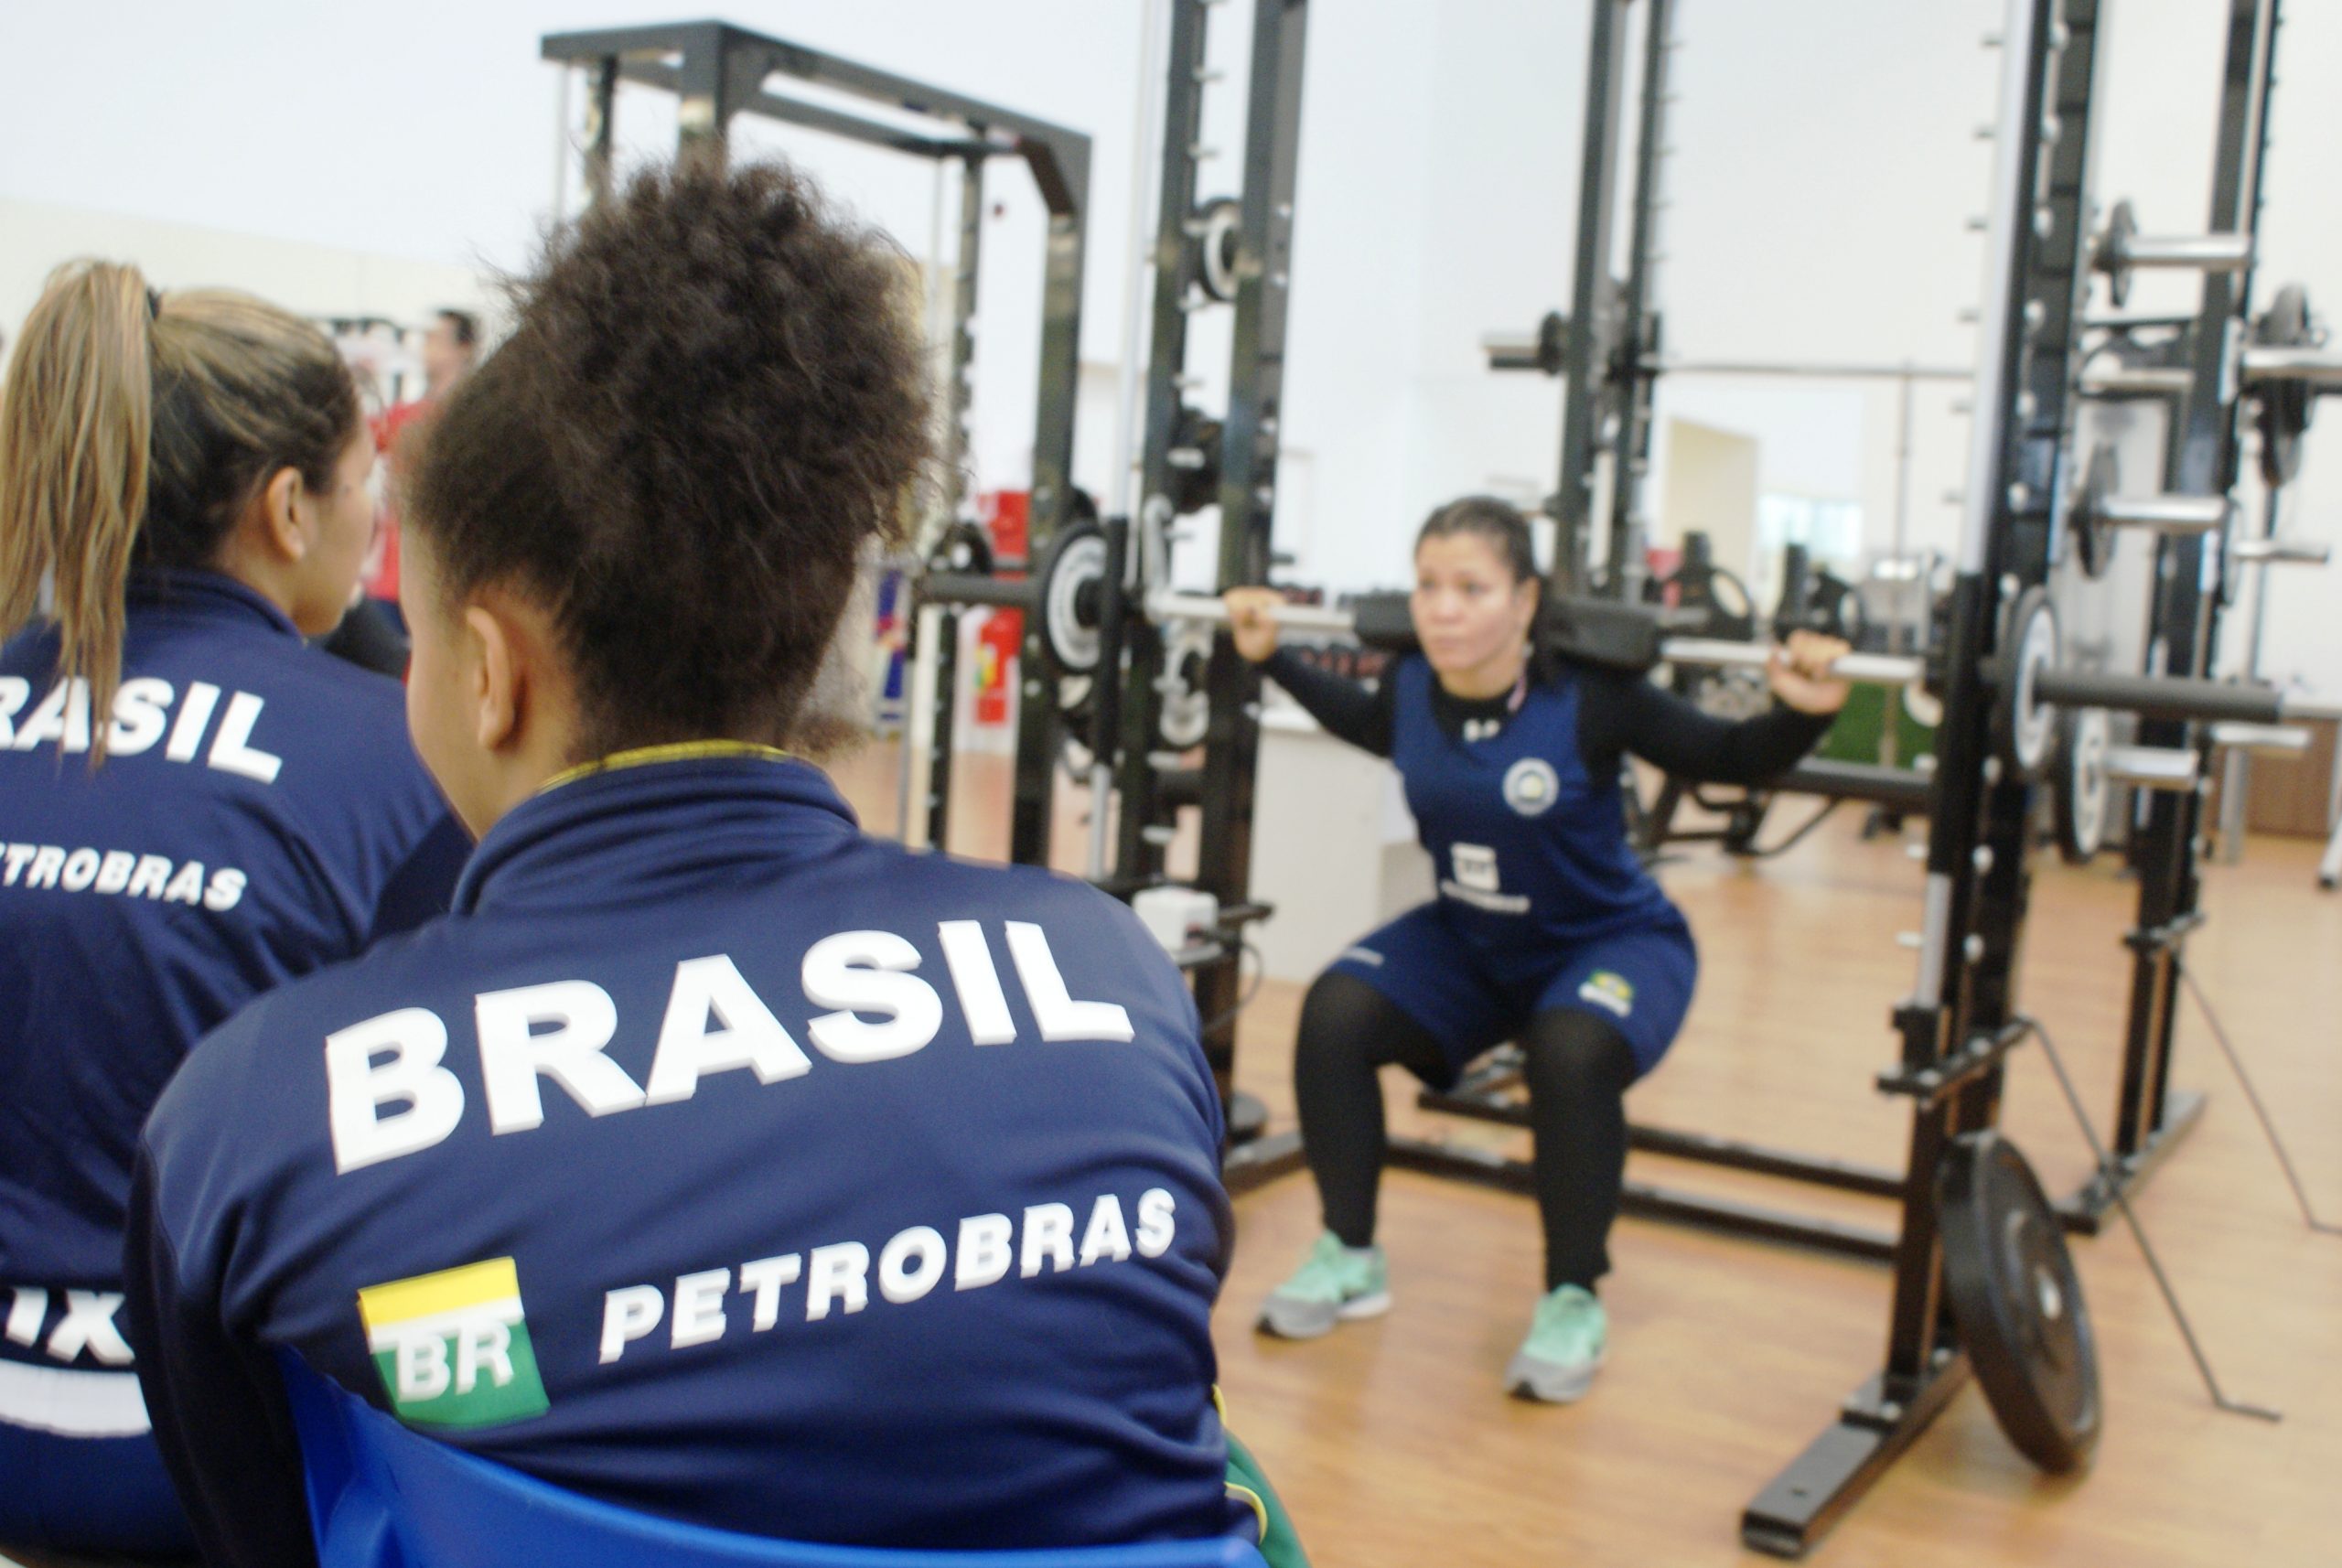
[1199,939,1266,1037]
[2022,1012,2282,1423]
[2177,964,2341,1236]
[1743,799,1842,860]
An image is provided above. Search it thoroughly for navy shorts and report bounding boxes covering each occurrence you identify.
[1327,903,1698,1084]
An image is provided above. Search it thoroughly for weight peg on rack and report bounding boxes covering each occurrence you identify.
[1166,404,1225,515]
[1993,587,2062,780]
[1193,198,1243,304]
[2051,705,2111,864]
[1156,625,1213,750]
[1038,521,1108,674]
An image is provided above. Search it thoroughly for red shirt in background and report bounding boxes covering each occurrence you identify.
[364,400,434,603]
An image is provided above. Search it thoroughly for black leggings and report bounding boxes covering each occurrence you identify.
[1294,970,1639,1292]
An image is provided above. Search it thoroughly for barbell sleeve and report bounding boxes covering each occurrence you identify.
[2241,348,2342,388]
[2114,232,2253,272]
[2095,494,2229,534]
[2230,537,2332,565]
[922,571,1042,611]
[2101,745,2201,791]
[1656,638,1925,686]
[1147,590,1361,636]
[2031,667,2283,725]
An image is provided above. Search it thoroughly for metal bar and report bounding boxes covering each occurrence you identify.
[1656,358,1974,382]
[607,59,985,158]
[2115,232,2254,271]
[1419,1090,1907,1199]
[2096,494,2229,532]
[2102,744,2202,790]
[1195,0,1310,1114]
[2209,721,2308,754]
[1741,1359,1972,1557]
[540,23,1088,156]
[2033,667,2281,724]
[2240,347,2342,387]
[2057,1085,2207,1230]
[1549,0,1635,596]
[582,57,618,209]
[1660,639,1921,685]
[1602,0,1678,602]
[2081,365,2193,399]
[2230,535,2329,564]
[1382,1139,1899,1263]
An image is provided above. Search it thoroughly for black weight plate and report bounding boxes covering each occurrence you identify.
[2254,285,2315,489]
[1938,1131,2101,1473]
[2068,444,2118,581]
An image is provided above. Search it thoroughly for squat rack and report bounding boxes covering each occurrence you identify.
[539,20,1095,872]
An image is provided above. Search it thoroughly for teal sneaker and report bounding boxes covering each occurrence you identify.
[1506,1283,1606,1402]
[1255,1231,1390,1339]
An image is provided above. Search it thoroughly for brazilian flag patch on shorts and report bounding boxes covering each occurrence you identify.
[357,1257,550,1428]
[1577,971,1635,1017]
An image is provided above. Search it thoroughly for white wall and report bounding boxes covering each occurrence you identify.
[1,0,2336,685]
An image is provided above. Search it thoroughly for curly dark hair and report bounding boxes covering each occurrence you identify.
[407,159,931,755]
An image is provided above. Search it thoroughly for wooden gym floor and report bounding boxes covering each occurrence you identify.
[834,743,2342,1567]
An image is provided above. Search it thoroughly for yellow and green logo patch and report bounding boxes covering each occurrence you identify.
[357,1258,549,1429]
[1577,971,1635,1018]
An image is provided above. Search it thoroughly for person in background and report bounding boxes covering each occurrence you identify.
[0,263,468,1555]
[360,307,478,628]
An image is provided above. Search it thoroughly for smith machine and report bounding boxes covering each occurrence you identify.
[539,19,1097,886]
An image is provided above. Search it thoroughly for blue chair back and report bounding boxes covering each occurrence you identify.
[276,1353,1268,1568]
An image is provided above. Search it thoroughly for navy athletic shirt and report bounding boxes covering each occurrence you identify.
[0,571,464,1423]
[1268,648,1830,946]
[126,752,1241,1563]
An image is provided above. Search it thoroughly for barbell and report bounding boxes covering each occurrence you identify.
[1141,584,2340,774]
[924,530,2340,785]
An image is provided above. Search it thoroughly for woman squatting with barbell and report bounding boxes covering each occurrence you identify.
[1227,497,1851,1402]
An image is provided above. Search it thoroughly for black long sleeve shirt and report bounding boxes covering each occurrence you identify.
[1263,648,1832,787]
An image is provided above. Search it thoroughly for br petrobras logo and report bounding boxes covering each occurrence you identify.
[1502,757,1560,817]
[358,1257,550,1428]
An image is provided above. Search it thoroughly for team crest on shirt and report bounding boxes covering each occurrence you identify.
[1502,757,1560,818]
[358,1257,550,1429]
[1577,971,1635,1017]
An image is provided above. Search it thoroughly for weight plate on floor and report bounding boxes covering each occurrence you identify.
[2053,705,2111,864]
[1039,523,1106,674]
[1937,1130,2101,1474]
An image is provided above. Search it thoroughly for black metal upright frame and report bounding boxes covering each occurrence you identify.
[543,23,1095,870]
[2067,0,2282,1230]
[1547,0,1673,602]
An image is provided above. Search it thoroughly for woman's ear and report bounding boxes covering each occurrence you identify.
[257,467,311,564]
[466,600,523,753]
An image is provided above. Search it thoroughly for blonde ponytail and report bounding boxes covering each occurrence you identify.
[0,262,360,760]
[0,261,156,743]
